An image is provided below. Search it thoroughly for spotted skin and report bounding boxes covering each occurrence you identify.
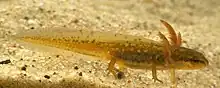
[13,20,208,88]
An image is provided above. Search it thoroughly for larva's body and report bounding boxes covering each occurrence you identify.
[16,28,164,68]
[12,20,208,87]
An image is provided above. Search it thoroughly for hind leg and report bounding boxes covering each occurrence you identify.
[107,58,117,78]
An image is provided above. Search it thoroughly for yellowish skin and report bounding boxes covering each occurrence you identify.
[13,20,208,87]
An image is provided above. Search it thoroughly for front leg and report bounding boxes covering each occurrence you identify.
[106,52,125,79]
[107,58,117,77]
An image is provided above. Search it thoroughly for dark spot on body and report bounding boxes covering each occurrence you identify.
[86,35,90,38]
[138,38,141,41]
[79,30,83,34]
[134,39,138,41]
[124,36,128,39]
[91,39,95,43]
[81,40,89,43]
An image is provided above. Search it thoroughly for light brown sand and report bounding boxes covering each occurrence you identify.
[0,0,219,88]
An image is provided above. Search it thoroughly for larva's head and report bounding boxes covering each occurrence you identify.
[159,20,208,70]
[172,47,208,70]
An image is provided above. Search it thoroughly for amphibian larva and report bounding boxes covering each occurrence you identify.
[12,20,208,88]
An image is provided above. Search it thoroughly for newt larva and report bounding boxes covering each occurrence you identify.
[11,20,208,87]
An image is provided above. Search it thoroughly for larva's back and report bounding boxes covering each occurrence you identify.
[12,27,159,60]
[14,27,155,43]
